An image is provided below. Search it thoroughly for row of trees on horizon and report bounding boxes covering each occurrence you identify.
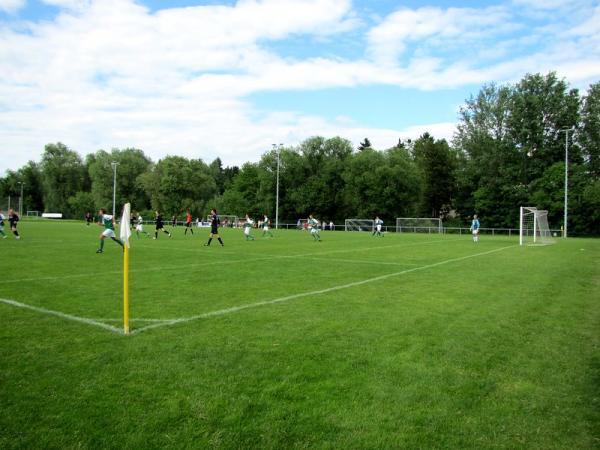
[1,72,599,235]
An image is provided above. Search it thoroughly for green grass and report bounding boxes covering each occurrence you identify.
[1,221,599,449]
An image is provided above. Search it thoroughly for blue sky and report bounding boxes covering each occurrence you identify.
[1,0,599,174]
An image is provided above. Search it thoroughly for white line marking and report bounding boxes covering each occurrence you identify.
[88,318,172,322]
[0,238,460,285]
[286,256,422,266]
[131,245,516,335]
[0,298,123,334]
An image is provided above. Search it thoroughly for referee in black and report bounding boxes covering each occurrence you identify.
[204,208,224,247]
[8,208,20,239]
[154,211,172,239]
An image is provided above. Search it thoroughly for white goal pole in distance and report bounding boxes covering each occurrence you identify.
[519,207,524,246]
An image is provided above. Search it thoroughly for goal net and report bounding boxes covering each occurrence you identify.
[345,219,374,232]
[396,218,442,233]
[519,207,555,246]
[207,214,239,228]
[26,211,40,217]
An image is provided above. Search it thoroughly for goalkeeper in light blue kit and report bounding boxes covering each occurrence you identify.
[373,216,384,237]
[470,214,480,243]
[308,214,321,242]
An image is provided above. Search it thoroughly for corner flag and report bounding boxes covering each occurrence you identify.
[120,203,131,248]
[120,203,131,335]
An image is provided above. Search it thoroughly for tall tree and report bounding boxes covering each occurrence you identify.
[40,143,86,215]
[87,148,152,212]
[140,156,216,216]
[580,82,600,177]
[412,133,457,218]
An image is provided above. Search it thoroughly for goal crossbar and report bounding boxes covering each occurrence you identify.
[396,217,442,233]
[519,207,555,246]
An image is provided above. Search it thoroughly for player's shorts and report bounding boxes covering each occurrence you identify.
[263,226,269,231]
[310,227,319,234]
[156,224,164,230]
[472,229,479,235]
[211,226,218,234]
[136,224,143,232]
[376,225,382,232]
[244,227,251,235]
[185,221,192,228]
[102,229,116,238]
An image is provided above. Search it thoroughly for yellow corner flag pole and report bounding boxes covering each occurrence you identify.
[120,203,132,335]
[124,244,130,335]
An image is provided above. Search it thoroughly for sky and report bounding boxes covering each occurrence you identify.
[1,0,599,175]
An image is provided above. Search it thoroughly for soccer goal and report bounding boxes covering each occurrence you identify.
[345,219,375,232]
[26,211,40,217]
[207,214,239,228]
[519,207,555,246]
[396,218,442,233]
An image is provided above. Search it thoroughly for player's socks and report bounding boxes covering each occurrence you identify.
[98,239,105,252]
[13,230,19,237]
[205,238,213,246]
[112,237,124,247]
[218,237,224,246]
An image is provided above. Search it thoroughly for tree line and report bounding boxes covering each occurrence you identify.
[1,72,599,234]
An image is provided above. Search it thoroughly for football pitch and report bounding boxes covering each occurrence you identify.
[1,221,600,449]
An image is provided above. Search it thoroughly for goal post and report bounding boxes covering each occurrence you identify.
[396,218,442,233]
[345,219,375,232]
[519,207,555,246]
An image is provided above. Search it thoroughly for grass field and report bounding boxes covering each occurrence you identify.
[1,220,600,449]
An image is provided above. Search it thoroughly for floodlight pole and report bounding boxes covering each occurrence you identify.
[559,128,573,238]
[111,162,119,218]
[274,143,283,230]
[18,182,24,217]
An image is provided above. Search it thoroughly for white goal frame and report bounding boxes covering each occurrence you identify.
[396,217,442,233]
[208,214,239,228]
[519,207,555,246]
[26,210,40,217]
[345,219,375,232]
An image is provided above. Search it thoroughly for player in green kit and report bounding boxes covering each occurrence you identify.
[243,214,255,241]
[262,214,274,237]
[96,208,124,253]
[308,214,321,242]
[373,216,384,237]
[135,213,151,238]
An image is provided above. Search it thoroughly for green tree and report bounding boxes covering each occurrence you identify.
[140,156,216,217]
[87,148,152,212]
[580,82,600,177]
[412,133,457,218]
[40,143,87,216]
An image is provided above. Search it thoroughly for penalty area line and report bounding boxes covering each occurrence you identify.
[0,298,123,335]
[131,245,516,335]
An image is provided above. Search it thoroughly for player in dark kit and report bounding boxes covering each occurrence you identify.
[204,209,224,247]
[153,211,172,239]
[85,212,93,226]
[8,209,20,239]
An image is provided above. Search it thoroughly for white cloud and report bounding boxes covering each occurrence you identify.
[367,6,514,65]
[0,0,25,13]
[1,0,600,175]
